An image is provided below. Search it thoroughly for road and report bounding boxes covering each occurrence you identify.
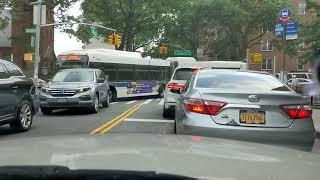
[0,97,319,153]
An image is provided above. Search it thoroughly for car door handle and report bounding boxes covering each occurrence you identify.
[11,86,19,90]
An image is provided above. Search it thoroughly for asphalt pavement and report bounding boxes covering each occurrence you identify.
[0,97,319,153]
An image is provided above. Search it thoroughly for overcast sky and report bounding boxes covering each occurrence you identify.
[54,1,83,55]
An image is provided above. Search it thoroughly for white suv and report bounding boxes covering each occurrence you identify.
[163,67,199,117]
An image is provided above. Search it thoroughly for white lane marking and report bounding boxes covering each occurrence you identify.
[159,99,164,105]
[110,102,118,105]
[143,99,153,105]
[126,100,137,104]
[124,119,174,123]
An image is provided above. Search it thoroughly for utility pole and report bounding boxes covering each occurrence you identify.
[32,0,42,79]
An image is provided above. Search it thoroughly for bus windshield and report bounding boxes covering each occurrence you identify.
[56,55,89,70]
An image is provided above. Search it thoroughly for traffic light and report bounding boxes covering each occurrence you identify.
[115,34,122,46]
[163,47,168,54]
[159,46,168,55]
[108,35,114,44]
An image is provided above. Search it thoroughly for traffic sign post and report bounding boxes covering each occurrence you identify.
[278,8,293,81]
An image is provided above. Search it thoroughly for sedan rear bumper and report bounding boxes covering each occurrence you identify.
[178,113,316,149]
[182,125,315,147]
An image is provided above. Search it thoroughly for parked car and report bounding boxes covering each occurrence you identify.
[40,68,111,114]
[275,72,312,80]
[0,59,39,131]
[174,69,315,149]
[163,67,199,117]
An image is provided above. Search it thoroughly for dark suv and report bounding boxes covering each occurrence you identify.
[0,59,39,131]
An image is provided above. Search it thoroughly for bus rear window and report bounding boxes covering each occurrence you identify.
[173,68,196,80]
[56,55,89,69]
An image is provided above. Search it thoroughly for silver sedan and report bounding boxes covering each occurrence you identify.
[174,70,315,149]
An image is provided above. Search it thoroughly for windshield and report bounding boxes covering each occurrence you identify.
[52,70,94,82]
[196,71,290,91]
[2,0,320,178]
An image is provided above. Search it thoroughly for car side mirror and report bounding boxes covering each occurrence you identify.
[170,88,181,94]
[97,78,105,83]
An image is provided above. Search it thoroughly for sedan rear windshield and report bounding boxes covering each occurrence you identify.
[173,68,196,80]
[196,71,290,91]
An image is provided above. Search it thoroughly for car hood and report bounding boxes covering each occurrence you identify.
[46,82,94,89]
[0,134,319,180]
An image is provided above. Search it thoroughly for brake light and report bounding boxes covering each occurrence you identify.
[281,105,312,119]
[167,82,175,89]
[167,82,185,90]
[184,98,226,116]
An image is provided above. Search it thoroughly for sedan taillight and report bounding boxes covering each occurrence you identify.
[184,98,226,116]
[167,82,185,90]
[281,104,312,119]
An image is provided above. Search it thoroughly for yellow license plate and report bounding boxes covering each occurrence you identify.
[240,111,266,124]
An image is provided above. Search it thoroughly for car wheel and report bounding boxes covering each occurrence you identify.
[10,100,33,132]
[175,111,183,135]
[163,105,170,118]
[41,107,52,115]
[102,91,111,108]
[89,95,99,113]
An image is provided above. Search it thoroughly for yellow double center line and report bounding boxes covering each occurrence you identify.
[90,103,143,135]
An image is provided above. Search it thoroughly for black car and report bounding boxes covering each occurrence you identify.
[0,59,39,131]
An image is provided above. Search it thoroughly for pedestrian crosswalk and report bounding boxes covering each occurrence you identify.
[124,98,165,106]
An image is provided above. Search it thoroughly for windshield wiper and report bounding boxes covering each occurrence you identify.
[0,166,195,180]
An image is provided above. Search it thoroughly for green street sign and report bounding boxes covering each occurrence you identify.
[25,28,36,33]
[174,50,193,57]
[90,26,99,38]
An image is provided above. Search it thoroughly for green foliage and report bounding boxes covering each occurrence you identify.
[303,0,320,61]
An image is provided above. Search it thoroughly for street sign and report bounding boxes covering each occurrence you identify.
[33,5,46,25]
[174,50,192,57]
[286,21,298,40]
[90,26,99,38]
[278,8,292,23]
[250,53,263,64]
[24,53,33,61]
[274,21,298,40]
[197,48,203,58]
[25,28,36,33]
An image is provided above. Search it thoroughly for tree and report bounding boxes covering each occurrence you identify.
[304,0,320,61]
[69,0,188,52]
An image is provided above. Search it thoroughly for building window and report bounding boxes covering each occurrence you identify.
[297,59,305,71]
[261,40,273,51]
[298,42,305,52]
[261,58,273,70]
[299,3,306,15]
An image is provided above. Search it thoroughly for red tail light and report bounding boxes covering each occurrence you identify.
[167,82,175,89]
[184,98,226,116]
[281,104,312,119]
[167,82,185,90]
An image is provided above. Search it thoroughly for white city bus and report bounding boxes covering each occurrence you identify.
[56,49,171,101]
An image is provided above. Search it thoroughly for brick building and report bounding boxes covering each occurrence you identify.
[198,0,318,74]
[249,0,316,74]
[0,2,55,77]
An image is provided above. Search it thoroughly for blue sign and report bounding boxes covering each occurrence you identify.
[278,8,292,22]
[274,21,298,39]
[286,21,298,35]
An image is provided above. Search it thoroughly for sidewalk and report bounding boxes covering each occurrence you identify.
[313,109,320,133]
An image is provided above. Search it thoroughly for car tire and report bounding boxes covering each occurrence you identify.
[89,95,99,113]
[102,91,111,108]
[41,108,52,115]
[111,90,118,102]
[163,105,171,118]
[10,100,33,132]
